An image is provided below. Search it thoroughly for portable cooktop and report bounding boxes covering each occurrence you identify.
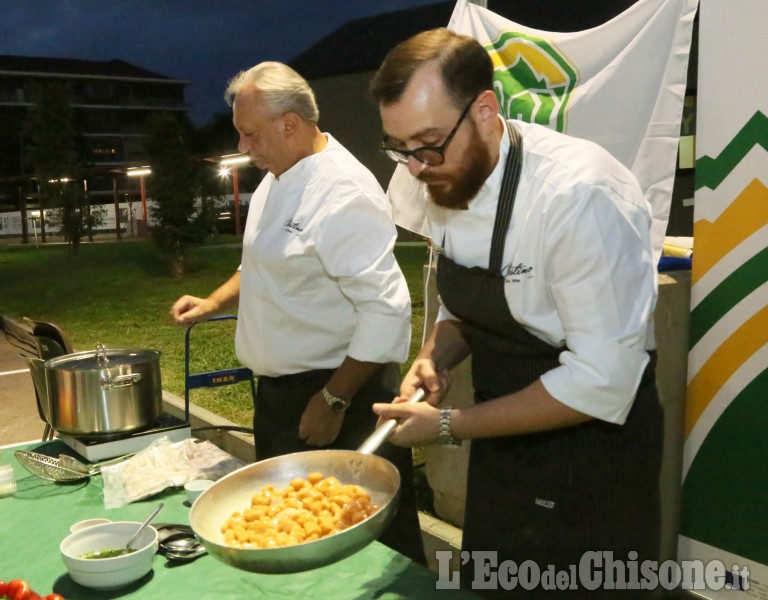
[59,413,191,461]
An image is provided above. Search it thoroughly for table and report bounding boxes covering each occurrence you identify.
[0,440,480,600]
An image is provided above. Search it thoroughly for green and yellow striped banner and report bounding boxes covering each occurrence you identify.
[680,3,768,588]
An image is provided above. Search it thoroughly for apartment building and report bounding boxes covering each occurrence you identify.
[0,54,188,218]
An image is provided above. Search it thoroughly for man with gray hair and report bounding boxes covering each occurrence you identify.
[171,62,425,564]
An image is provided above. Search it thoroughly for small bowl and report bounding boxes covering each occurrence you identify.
[184,479,213,504]
[60,521,158,589]
[0,463,16,497]
[70,518,112,534]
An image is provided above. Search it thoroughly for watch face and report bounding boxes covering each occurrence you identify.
[328,397,349,412]
[323,388,350,412]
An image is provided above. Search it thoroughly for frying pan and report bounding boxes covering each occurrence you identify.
[189,389,425,573]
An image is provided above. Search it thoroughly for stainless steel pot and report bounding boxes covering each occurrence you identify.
[36,343,163,438]
[189,389,425,574]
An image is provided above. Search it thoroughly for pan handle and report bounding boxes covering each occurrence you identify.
[356,388,426,455]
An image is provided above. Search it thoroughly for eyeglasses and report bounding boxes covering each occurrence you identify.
[381,95,478,166]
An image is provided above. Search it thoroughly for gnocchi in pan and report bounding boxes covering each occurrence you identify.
[221,472,379,549]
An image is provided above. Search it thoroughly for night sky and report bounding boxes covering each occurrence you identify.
[3,0,441,125]
[3,0,640,126]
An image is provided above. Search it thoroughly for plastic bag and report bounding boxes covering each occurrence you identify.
[101,437,244,508]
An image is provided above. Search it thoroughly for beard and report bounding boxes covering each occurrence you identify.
[418,124,495,210]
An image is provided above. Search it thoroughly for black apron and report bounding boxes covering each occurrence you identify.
[437,121,663,598]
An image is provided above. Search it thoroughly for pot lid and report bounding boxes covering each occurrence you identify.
[45,345,160,371]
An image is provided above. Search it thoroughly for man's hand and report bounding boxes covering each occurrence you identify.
[399,358,451,406]
[372,401,441,447]
[169,295,219,326]
[298,390,345,447]
[170,272,240,326]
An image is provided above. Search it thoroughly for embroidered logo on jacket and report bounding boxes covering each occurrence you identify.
[502,262,533,282]
[282,218,303,234]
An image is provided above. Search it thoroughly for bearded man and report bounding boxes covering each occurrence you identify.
[370,28,663,599]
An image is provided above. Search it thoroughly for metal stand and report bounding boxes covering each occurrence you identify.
[184,315,256,434]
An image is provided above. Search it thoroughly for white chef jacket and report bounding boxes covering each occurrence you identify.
[235,133,411,377]
[427,119,657,424]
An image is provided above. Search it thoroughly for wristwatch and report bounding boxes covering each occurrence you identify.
[321,386,351,412]
[439,406,462,446]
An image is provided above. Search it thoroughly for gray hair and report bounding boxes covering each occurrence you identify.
[224,62,319,124]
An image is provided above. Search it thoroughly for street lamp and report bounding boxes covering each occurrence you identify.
[28,209,43,247]
[126,166,151,237]
[219,154,249,236]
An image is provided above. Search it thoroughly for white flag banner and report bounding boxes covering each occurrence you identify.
[389,0,697,260]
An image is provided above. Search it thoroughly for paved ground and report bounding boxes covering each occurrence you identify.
[0,333,47,446]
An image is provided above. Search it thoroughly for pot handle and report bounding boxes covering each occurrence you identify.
[101,372,143,390]
[96,342,110,366]
[25,356,53,425]
[356,388,426,455]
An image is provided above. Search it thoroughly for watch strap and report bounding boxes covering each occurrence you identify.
[322,386,350,412]
[439,406,461,446]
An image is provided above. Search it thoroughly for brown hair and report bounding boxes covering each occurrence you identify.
[370,28,493,110]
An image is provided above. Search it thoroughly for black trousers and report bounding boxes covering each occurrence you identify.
[254,363,427,566]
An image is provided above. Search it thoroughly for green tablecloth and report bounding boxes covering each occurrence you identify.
[1,440,478,600]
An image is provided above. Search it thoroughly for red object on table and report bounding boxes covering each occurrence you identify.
[0,579,64,600]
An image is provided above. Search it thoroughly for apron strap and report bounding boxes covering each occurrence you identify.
[489,121,523,273]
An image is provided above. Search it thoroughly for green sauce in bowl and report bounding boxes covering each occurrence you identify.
[81,548,136,559]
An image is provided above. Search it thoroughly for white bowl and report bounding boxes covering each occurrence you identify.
[70,518,112,533]
[184,479,213,504]
[60,521,158,589]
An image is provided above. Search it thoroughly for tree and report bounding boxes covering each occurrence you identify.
[143,112,218,277]
[22,82,92,251]
[45,200,105,249]
[191,110,238,157]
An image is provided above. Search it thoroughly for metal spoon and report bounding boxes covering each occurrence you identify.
[161,535,201,553]
[121,503,164,556]
[58,453,136,476]
[155,524,195,544]
[160,535,207,562]
[164,545,207,562]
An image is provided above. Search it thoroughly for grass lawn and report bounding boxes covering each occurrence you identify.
[0,236,430,426]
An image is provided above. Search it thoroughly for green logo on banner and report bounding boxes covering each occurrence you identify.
[486,32,578,132]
